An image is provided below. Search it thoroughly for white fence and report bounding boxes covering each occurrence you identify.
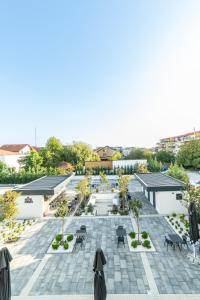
[112,159,147,168]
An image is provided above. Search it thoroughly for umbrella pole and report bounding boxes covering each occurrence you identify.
[193,243,196,260]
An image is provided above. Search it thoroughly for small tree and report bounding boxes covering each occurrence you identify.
[167,163,189,183]
[129,199,143,242]
[0,191,19,229]
[118,175,131,211]
[99,171,110,191]
[76,176,90,201]
[54,197,69,243]
[147,158,163,172]
[182,184,200,222]
[134,163,148,173]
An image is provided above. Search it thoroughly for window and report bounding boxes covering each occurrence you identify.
[176,193,182,200]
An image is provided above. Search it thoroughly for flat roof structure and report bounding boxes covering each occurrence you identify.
[15,175,71,195]
[135,172,185,191]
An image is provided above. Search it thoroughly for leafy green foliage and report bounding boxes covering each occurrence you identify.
[64,142,100,168]
[129,231,136,239]
[177,140,200,169]
[167,163,189,183]
[126,148,146,160]
[76,176,91,200]
[155,150,175,164]
[67,234,73,242]
[141,231,148,239]
[131,240,139,248]
[142,240,151,248]
[134,163,148,173]
[147,158,163,172]
[63,241,69,250]
[0,191,19,221]
[110,151,122,161]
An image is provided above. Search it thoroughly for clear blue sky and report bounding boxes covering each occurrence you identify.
[0,1,200,148]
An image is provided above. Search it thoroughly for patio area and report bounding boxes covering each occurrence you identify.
[7,210,200,297]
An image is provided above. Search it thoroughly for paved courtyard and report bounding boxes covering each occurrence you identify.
[4,192,200,298]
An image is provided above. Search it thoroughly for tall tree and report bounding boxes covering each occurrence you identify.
[19,150,43,171]
[126,148,145,160]
[155,150,175,164]
[64,142,100,168]
[99,171,110,191]
[76,176,91,201]
[40,136,64,167]
[177,140,200,169]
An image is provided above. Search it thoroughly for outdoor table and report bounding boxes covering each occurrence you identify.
[168,234,183,250]
[116,228,127,237]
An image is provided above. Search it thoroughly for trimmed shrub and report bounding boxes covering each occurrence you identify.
[131,240,138,248]
[143,240,151,249]
[141,231,148,239]
[67,234,73,242]
[129,232,136,239]
[63,241,69,250]
[52,241,59,250]
[55,234,63,242]
[172,213,177,217]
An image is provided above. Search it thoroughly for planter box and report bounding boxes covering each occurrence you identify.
[165,215,189,239]
[127,234,155,252]
[47,234,75,254]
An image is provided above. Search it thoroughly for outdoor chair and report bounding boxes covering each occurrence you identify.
[80,225,87,233]
[117,236,125,247]
[164,235,173,250]
[117,225,123,230]
[73,236,84,251]
[80,225,87,238]
[181,235,189,250]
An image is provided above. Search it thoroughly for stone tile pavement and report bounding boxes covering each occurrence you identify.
[140,216,200,294]
[30,217,149,295]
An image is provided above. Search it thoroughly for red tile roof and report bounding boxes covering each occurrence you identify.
[0,144,31,153]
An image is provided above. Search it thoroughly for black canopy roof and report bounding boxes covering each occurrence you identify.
[135,172,185,191]
[15,175,71,195]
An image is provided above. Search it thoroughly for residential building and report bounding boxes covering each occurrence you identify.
[135,172,186,214]
[0,149,22,171]
[14,175,73,218]
[0,144,32,155]
[95,146,116,160]
[156,130,200,154]
[0,144,33,170]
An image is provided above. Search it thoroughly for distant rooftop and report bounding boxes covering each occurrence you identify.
[135,172,185,191]
[15,175,71,195]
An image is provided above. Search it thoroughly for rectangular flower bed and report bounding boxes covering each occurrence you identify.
[127,231,155,252]
[47,233,75,254]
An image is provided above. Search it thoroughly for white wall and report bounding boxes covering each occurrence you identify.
[155,191,187,215]
[150,191,154,206]
[19,145,31,155]
[0,155,22,171]
[17,195,44,219]
[113,159,147,168]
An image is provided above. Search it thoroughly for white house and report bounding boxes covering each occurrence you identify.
[14,175,73,219]
[135,172,187,215]
[0,144,32,171]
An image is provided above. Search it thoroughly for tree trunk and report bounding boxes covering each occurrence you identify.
[137,218,140,243]
[61,218,65,244]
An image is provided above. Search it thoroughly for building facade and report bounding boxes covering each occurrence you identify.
[156,130,200,154]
